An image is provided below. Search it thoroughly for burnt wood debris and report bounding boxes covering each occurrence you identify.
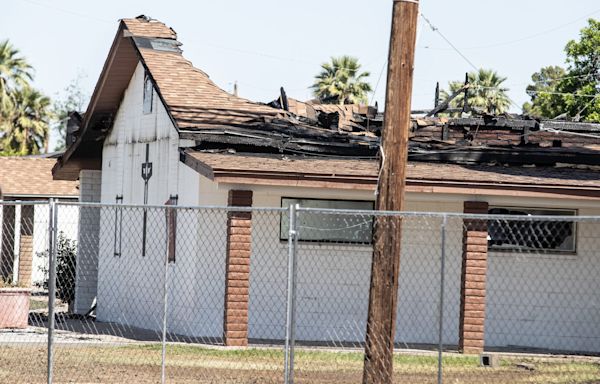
[57,16,600,183]
[178,102,600,168]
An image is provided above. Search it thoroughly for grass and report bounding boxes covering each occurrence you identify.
[0,343,598,383]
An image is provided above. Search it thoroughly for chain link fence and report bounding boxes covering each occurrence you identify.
[1,200,599,383]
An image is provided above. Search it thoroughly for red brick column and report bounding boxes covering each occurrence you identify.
[224,190,253,347]
[18,205,34,287]
[459,201,489,354]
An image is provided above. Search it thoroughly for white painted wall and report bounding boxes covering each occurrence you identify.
[192,180,600,353]
[94,63,210,337]
[483,197,600,353]
[245,185,463,345]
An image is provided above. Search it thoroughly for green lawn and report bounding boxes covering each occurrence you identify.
[0,343,598,383]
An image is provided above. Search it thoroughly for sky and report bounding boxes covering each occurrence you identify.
[2,0,599,125]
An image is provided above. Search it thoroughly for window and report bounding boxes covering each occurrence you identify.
[143,73,153,114]
[280,198,374,243]
[488,207,576,253]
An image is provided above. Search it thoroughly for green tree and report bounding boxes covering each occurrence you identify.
[0,40,33,111]
[524,19,599,121]
[0,86,51,155]
[522,66,566,118]
[441,69,511,115]
[311,56,372,105]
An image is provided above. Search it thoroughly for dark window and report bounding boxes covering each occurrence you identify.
[488,207,576,253]
[280,198,374,243]
[143,74,153,114]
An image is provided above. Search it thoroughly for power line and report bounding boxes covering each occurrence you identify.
[420,13,478,72]
[502,72,598,88]
[420,7,600,51]
[420,13,524,113]
[370,60,387,105]
[196,40,314,65]
[474,85,599,98]
[21,0,113,24]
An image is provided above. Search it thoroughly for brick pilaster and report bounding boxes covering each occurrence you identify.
[459,201,488,354]
[18,205,34,287]
[224,190,253,347]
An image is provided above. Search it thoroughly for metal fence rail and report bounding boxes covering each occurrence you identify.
[0,200,599,383]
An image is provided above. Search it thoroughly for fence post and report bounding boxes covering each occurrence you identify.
[161,206,171,384]
[47,199,58,384]
[437,215,447,384]
[284,204,299,384]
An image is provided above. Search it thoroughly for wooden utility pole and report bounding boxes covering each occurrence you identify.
[363,1,419,383]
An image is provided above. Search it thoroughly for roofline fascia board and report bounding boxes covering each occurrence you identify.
[210,175,600,200]
[205,166,600,191]
[181,151,215,180]
[2,194,78,200]
[210,171,600,192]
[53,22,126,177]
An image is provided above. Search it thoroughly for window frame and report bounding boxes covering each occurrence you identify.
[280,197,375,244]
[143,73,153,115]
[487,206,577,254]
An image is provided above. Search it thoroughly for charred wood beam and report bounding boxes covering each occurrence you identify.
[412,108,463,115]
[279,87,289,111]
[408,147,600,166]
[448,117,538,129]
[183,132,378,157]
[425,84,468,117]
[180,123,380,145]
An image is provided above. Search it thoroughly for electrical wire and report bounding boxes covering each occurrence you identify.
[473,85,598,98]
[21,0,113,24]
[541,127,600,139]
[370,61,387,106]
[421,7,600,51]
[420,13,525,113]
[420,13,478,72]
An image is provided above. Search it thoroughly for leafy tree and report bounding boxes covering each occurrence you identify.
[524,19,599,122]
[441,69,511,115]
[0,40,53,156]
[0,40,33,111]
[311,56,372,105]
[0,85,51,155]
[522,66,566,118]
[51,73,88,151]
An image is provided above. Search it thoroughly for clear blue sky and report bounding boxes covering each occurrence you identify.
[2,0,599,115]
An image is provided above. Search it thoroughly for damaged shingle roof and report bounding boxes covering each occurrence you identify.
[123,16,177,39]
[122,18,291,129]
[120,17,379,156]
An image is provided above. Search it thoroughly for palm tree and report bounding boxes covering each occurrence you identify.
[0,40,33,111]
[0,86,51,155]
[441,69,511,115]
[311,56,372,105]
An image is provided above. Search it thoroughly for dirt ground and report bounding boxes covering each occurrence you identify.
[0,344,599,384]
